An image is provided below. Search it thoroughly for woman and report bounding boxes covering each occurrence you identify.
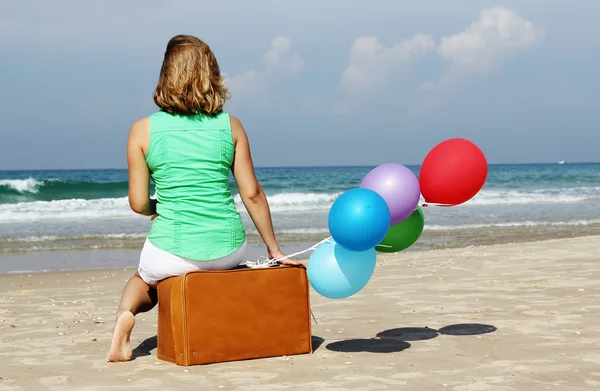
[107,35,297,362]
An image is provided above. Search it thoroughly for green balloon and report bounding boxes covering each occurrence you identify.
[375,207,424,253]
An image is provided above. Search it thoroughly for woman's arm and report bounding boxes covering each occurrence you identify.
[230,115,298,264]
[127,118,156,216]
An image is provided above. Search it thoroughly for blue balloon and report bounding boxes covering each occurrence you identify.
[307,240,376,299]
[328,188,390,252]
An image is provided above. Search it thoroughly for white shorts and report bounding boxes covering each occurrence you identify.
[138,238,248,285]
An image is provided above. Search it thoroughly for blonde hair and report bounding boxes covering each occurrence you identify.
[153,35,229,115]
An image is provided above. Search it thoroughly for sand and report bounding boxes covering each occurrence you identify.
[1,236,599,390]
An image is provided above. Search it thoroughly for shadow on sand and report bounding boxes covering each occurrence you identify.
[130,324,497,359]
[132,335,157,359]
[325,323,497,353]
[132,335,328,360]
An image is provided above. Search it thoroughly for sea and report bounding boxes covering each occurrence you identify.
[1,163,600,273]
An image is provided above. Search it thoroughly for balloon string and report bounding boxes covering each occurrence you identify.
[244,237,329,326]
[375,244,392,249]
[244,237,331,326]
[245,236,334,268]
[421,202,453,207]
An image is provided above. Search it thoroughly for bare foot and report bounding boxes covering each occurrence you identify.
[106,311,135,362]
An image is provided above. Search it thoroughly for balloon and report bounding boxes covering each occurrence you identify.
[307,240,376,299]
[419,138,488,205]
[359,163,421,225]
[328,188,390,252]
[376,207,424,253]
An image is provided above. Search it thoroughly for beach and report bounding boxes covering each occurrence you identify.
[2,235,599,390]
[3,0,599,388]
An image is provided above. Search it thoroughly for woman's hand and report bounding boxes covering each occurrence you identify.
[268,248,299,266]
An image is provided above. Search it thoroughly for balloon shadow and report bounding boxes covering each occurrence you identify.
[376,323,497,342]
[132,335,157,360]
[437,323,497,336]
[326,338,411,353]
[312,335,325,351]
[325,323,496,355]
[376,326,439,341]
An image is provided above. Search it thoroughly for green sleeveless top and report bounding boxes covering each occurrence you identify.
[145,110,246,261]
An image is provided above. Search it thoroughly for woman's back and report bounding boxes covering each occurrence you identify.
[146,110,246,261]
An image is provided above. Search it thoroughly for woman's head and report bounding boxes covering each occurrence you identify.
[153,35,228,115]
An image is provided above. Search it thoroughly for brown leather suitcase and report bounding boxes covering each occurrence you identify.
[156,264,313,366]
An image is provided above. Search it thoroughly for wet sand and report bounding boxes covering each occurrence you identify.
[1,236,599,390]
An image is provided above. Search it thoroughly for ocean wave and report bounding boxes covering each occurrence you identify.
[424,219,600,230]
[234,192,340,213]
[0,178,43,193]
[0,177,131,203]
[3,169,600,210]
[467,187,600,205]
[0,192,339,222]
[245,227,331,236]
[0,197,138,222]
[2,185,600,223]
[3,233,147,242]
[279,228,330,234]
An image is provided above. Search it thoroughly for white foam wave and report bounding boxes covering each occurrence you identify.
[2,230,330,246]
[467,187,600,206]
[235,192,340,213]
[279,228,330,235]
[0,192,340,223]
[424,219,600,231]
[4,235,61,242]
[3,233,146,242]
[245,227,330,235]
[0,197,138,222]
[0,178,42,193]
[2,185,600,224]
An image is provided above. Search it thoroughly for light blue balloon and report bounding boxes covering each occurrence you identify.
[307,240,377,299]
[328,188,390,252]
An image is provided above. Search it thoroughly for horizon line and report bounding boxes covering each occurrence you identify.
[1,161,598,172]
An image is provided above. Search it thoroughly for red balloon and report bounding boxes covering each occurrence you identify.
[419,138,488,206]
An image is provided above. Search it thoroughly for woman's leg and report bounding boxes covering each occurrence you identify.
[106,239,246,362]
[107,272,157,362]
[115,272,158,318]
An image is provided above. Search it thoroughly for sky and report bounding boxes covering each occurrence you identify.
[1,0,599,170]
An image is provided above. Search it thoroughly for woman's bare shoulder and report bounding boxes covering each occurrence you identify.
[128,117,151,153]
[228,114,246,143]
[228,113,241,126]
[130,117,150,133]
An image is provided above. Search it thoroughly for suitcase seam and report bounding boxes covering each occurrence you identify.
[302,270,313,353]
[181,273,188,365]
[157,285,161,358]
[183,264,306,275]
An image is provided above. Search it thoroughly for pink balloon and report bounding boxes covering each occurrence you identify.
[359,164,421,225]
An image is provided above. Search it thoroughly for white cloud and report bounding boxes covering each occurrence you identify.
[437,5,544,73]
[226,36,303,101]
[262,36,304,75]
[341,34,436,92]
[339,5,544,102]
